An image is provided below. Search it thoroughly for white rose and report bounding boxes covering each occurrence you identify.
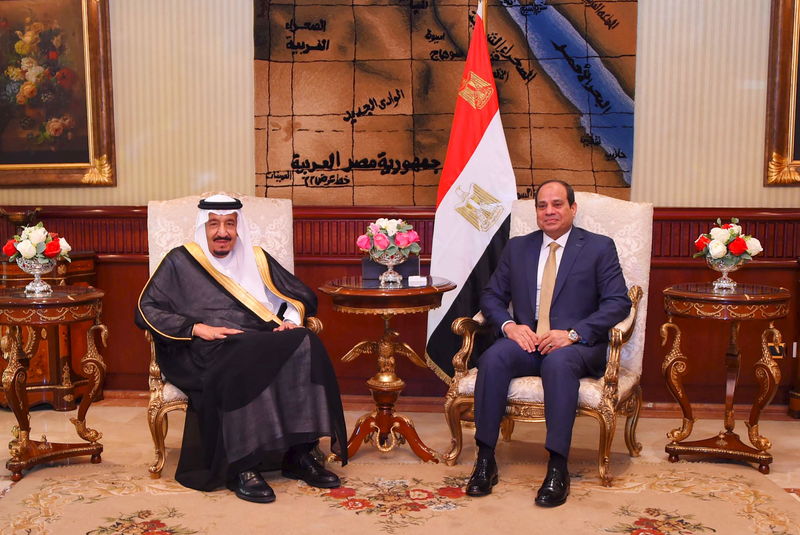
[24,65,44,83]
[59,237,71,255]
[27,227,48,245]
[375,218,389,229]
[385,219,399,236]
[709,227,730,243]
[728,224,742,237]
[20,57,37,71]
[17,240,37,259]
[708,240,727,259]
[745,237,762,256]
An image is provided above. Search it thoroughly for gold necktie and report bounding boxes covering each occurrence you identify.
[536,242,560,336]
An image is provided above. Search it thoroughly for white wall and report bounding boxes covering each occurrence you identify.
[1,0,254,205]
[2,0,795,208]
[631,0,800,207]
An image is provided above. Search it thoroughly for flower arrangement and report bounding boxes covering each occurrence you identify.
[356,218,421,259]
[0,15,79,147]
[692,217,762,266]
[3,222,71,263]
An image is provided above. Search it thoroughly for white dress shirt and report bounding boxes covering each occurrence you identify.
[501,228,572,336]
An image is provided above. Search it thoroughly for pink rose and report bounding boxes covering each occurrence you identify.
[369,223,381,235]
[395,230,419,248]
[373,233,390,250]
[395,231,412,248]
[356,234,371,250]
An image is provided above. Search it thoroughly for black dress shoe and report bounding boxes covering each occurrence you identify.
[228,470,276,503]
[466,456,498,497]
[534,466,570,507]
[281,452,341,488]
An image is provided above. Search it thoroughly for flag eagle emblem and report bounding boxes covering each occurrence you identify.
[458,71,493,110]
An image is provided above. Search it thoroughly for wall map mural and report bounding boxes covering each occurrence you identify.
[254,0,636,205]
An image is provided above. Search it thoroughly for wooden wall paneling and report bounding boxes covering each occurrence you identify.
[1,205,797,406]
[95,256,150,390]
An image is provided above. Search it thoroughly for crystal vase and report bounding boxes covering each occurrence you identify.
[706,256,744,293]
[370,250,407,287]
[16,257,57,296]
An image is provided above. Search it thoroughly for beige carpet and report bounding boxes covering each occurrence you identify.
[1,406,800,534]
[1,458,799,534]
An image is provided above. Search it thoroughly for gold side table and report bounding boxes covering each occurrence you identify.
[1,285,107,481]
[319,276,455,463]
[661,282,790,474]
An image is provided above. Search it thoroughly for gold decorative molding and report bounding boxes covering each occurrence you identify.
[766,152,800,185]
[81,155,114,185]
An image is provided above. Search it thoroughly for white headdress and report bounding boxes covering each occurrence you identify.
[193,194,271,308]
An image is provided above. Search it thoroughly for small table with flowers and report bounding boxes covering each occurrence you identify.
[319,276,455,463]
[660,282,790,473]
[0,285,107,481]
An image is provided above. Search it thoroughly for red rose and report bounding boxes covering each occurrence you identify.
[2,239,17,257]
[728,236,748,255]
[55,68,77,90]
[694,234,710,251]
[721,223,732,229]
[48,50,59,60]
[49,232,59,239]
[43,239,61,258]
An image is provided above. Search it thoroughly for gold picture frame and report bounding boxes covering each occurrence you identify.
[0,0,115,187]
[765,0,800,185]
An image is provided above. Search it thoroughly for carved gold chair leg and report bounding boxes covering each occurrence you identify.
[148,407,169,478]
[624,385,643,457]
[443,397,471,466]
[595,410,616,487]
[499,416,515,442]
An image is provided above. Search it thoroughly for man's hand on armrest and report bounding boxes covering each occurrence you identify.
[192,323,244,341]
[275,320,300,332]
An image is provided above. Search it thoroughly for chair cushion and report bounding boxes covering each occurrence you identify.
[455,367,640,408]
[162,382,189,403]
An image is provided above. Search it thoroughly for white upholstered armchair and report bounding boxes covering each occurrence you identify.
[442,193,653,486]
[144,193,321,478]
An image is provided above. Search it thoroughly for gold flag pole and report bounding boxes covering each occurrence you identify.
[481,0,488,31]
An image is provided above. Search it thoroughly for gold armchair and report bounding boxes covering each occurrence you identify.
[441,193,653,486]
[144,193,320,478]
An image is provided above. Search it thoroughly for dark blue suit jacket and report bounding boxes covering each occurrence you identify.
[480,226,631,373]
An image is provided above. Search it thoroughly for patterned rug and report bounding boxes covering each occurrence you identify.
[1,460,798,534]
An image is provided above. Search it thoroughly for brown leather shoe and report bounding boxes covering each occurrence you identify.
[228,470,276,503]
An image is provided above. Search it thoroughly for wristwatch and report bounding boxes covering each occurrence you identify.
[567,329,581,343]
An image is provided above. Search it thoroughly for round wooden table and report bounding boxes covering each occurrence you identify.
[660,282,790,473]
[0,285,108,481]
[319,276,455,463]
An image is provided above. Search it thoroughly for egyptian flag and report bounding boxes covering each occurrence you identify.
[425,0,517,380]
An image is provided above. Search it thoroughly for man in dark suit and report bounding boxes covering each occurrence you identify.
[466,180,631,507]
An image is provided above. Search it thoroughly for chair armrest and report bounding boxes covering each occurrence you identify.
[305,316,323,335]
[602,285,643,393]
[450,313,491,376]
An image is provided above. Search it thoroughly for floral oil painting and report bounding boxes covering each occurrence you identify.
[0,0,89,165]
